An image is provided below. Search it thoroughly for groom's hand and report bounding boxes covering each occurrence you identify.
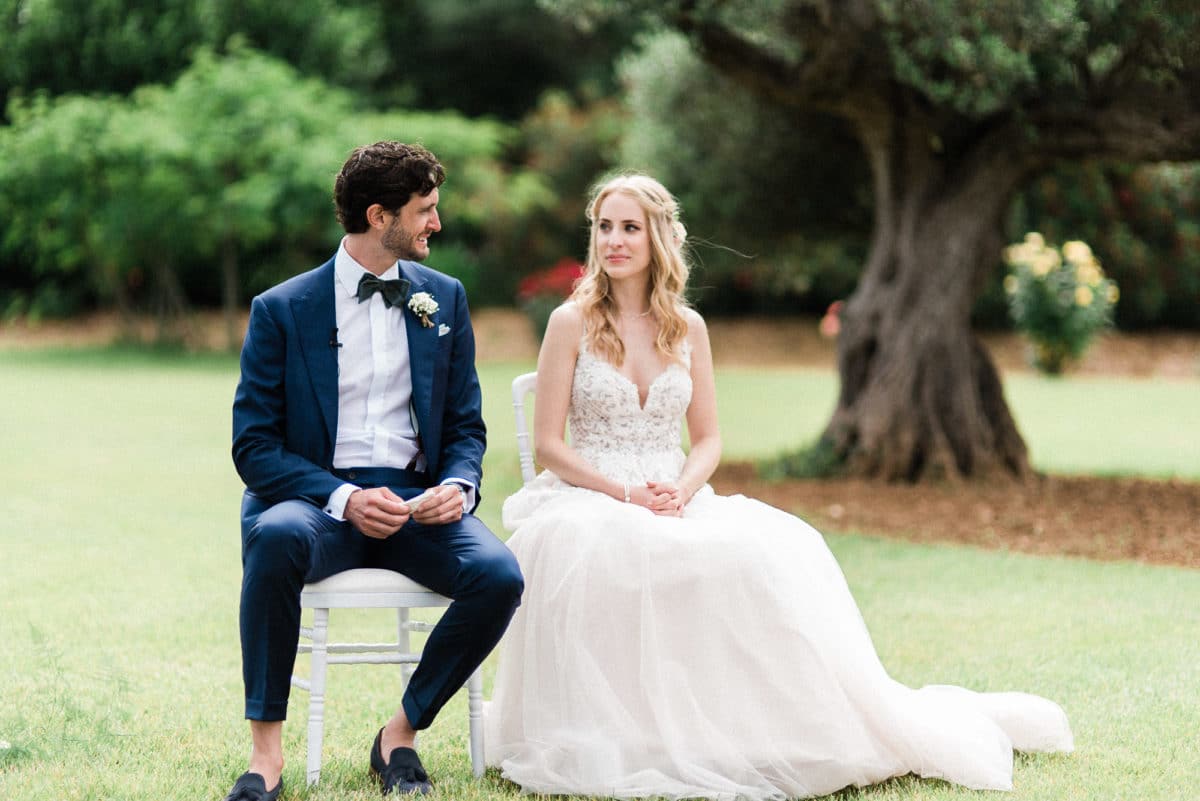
[410,484,466,527]
[345,487,410,539]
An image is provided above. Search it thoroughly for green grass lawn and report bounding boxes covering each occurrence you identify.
[707,365,1200,479]
[1,349,1197,800]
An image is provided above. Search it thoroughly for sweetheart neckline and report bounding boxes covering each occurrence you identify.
[584,351,680,412]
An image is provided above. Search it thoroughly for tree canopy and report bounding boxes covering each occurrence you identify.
[572,0,1200,164]
[0,0,638,120]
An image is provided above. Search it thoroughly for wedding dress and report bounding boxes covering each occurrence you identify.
[486,341,1073,800]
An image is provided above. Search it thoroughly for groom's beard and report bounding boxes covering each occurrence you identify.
[382,217,430,261]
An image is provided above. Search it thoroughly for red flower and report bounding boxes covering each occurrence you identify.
[517,258,584,302]
[819,300,843,339]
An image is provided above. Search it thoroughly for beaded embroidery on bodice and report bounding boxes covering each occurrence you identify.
[567,339,692,485]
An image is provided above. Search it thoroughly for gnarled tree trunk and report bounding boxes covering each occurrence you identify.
[823,107,1036,481]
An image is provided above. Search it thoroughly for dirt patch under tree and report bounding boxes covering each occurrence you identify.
[710,465,1200,570]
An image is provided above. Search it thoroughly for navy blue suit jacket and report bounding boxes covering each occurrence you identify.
[232,255,486,511]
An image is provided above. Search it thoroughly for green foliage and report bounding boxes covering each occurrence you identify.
[391,0,640,120]
[0,0,632,320]
[555,0,1200,117]
[877,0,1090,116]
[0,0,204,100]
[618,31,871,315]
[0,48,349,320]
[1010,162,1200,329]
[192,1,390,94]
[0,47,553,327]
[1003,233,1118,374]
[502,91,626,300]
[758,437,845,480]
[0,92,130,315]
[0,0,638,122]
[0,0,389,109]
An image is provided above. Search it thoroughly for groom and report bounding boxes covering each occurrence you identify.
[228,141,523,800]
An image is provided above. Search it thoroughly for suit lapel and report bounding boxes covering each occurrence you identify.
[399,261,435,445]
[292,261,339,450]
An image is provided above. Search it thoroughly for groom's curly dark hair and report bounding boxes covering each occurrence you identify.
[334,141,446,233]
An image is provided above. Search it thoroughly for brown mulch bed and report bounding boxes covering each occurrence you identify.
[711,463,1200,570]
[702,315,1198,571]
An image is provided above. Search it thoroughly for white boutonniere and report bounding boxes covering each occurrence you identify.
[407,292,439,328]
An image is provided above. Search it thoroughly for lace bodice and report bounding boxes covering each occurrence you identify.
[567,340,693,485]
[501,338,695,531]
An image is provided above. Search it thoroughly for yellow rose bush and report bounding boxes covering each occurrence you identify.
[1003,233,1119,374]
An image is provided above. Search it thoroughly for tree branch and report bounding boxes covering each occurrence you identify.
[1030,82,1200,162]
[668,0,885,115]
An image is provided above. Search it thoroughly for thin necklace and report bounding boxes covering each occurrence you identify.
[618,308,652,319]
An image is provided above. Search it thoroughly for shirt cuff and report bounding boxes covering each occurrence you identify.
[440,478,476,514]
[324,482,360,520]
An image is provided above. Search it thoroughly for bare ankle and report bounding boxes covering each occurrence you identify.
[247,720,285,787]
[247,752,283,788]
[381,712,417,752]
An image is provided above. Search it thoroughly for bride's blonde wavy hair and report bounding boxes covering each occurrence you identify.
[571,173,690,366]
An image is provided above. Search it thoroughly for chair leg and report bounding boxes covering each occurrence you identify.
[307,607,330,786]
[468,667,484,777]
[395,608,423,753]
[300,600,484,783]
[396,607,414,686]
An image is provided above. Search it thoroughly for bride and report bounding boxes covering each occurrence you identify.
[485,173,1073,799]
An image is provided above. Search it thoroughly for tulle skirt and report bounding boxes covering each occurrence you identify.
[486,483,1073,799]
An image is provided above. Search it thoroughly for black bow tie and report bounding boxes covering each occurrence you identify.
[357,273,410,308]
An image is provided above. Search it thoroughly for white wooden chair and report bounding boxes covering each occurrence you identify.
[291,372,538,786]
[511,372,538,485]
[291,568,484,785]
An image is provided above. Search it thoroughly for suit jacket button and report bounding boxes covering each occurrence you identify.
[348,471,357,480]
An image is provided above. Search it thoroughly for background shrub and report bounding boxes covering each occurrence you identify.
[1003,234,1118,374]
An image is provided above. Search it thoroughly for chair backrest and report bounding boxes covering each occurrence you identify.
[511,372,538,485]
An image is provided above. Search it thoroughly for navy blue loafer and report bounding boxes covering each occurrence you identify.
[369,728,433,795]
[224,771,282,801]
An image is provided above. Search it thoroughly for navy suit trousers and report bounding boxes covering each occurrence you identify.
[239,476,523,727]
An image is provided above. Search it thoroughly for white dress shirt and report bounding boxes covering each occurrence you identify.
[323,239,473,519]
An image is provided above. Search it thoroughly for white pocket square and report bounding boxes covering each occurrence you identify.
[438,323,451,336]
